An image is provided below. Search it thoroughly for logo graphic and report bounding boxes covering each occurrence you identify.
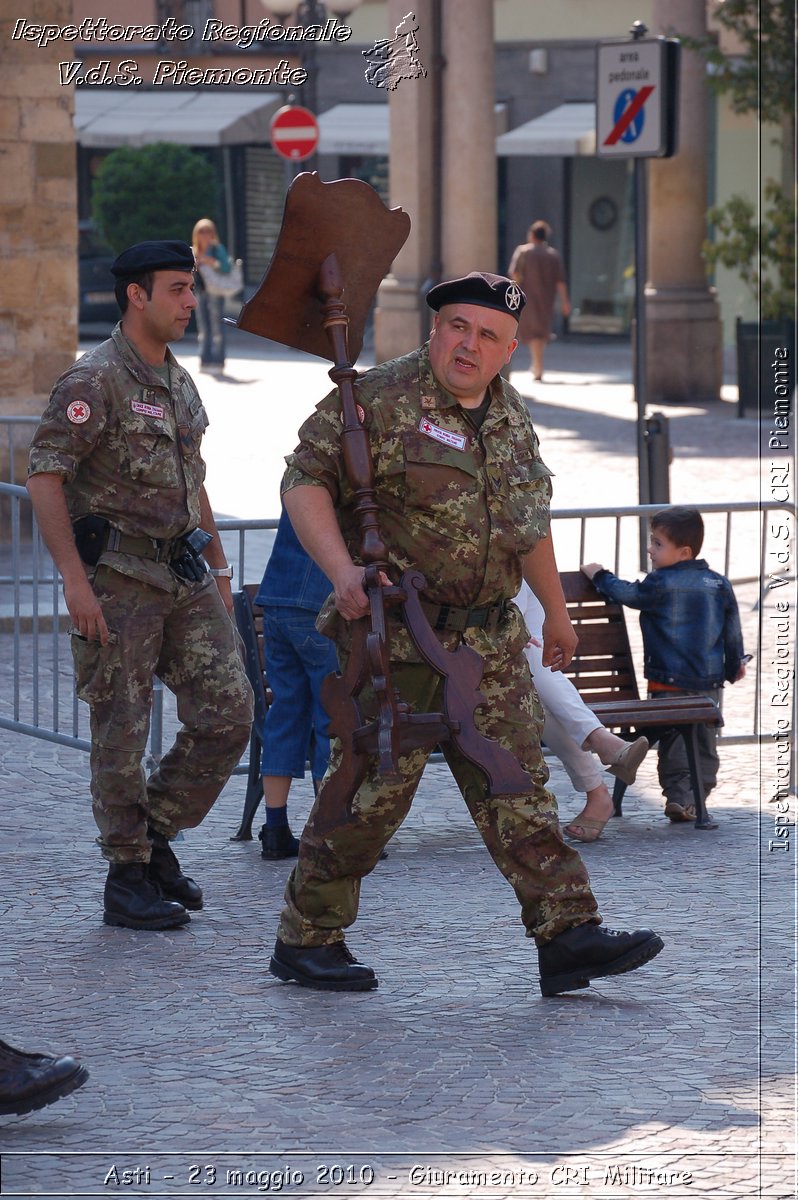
[66,400,90,424]
[363,11,427,91]
[505,283,522,311]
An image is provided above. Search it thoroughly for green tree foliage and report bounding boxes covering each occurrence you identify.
[704,181,795,320]
[91,143,218,254]
[685,0,795,126]
[685,0,795,319]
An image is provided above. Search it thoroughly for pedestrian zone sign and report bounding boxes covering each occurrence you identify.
[596,38,679,158]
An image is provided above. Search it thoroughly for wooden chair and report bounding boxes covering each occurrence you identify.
[231,585,271,840]
[558,571,723,829]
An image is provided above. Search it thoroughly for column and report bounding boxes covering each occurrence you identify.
[0,0,78,480]
[440,0,496,277]
[374,0,438,362]
[646,0,723,403]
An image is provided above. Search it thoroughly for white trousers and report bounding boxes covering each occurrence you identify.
[515,582,604,793]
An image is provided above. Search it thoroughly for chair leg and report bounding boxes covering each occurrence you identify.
[682,726,718,830]
[611,776,626,817]
[230,730,263,841]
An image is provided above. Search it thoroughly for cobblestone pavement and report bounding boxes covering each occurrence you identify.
[1,334,793,1199]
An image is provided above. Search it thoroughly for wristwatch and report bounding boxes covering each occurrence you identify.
[208,565,233,578]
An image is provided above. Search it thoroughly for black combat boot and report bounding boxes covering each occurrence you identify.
[146,828,203,910]
[258,823,300,860]
[269,939,378,991]
[103,863,190,930]
[0,1039,89,1116]
[538,923,664,997]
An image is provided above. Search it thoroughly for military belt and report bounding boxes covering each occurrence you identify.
[104,528,178,563]
[421,599,507,635]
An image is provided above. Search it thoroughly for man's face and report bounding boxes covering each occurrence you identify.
[428,304,518,406]
[135,270,197,343]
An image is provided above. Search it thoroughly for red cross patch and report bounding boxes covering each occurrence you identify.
[66,401,90,424]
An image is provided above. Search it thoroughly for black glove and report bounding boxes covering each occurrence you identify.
[170,528,213,582]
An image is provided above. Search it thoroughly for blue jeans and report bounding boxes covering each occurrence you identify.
[195,289,225,365]
[260,607,339,781]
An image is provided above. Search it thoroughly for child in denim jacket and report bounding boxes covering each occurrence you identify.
[581,506,747,822]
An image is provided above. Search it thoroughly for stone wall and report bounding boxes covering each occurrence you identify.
[0,0,77,481]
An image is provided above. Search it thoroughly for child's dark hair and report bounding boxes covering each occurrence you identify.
[651,506,704,557]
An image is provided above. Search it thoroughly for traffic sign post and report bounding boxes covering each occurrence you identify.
[270,105,320,163]
[595,24,680,565]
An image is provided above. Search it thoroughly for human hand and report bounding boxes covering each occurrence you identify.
[581,563,603,580]
[541,613,578,671]
[332,563,391,621]
[63,572,109,645]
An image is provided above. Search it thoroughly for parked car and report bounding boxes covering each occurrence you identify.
[78,222,118,330]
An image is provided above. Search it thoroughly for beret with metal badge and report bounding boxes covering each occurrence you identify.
[426,271,526,320]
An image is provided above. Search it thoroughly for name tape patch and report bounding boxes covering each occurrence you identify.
[131,400,165,418]
[418,417,467,452]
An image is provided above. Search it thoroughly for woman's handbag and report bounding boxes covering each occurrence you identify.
[198,258,244,298]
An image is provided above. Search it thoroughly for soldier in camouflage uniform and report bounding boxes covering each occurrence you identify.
[27,241,253,931]
[269,272,663,997]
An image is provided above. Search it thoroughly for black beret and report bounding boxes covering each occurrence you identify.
[111,240,195,278]
[426,272,526,321]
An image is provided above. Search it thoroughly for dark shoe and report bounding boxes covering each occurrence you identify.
[147,828,203,909]
[538,923,664,997]
[269,939,378,992]
[104,863,190,930]
[258,824,300,860]
[0,1039,89,1116]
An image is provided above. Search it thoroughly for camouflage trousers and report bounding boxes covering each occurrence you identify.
[72,565,254,863]
[278,632,600,947]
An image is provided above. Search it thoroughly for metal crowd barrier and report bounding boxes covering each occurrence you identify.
[0,481,793,767]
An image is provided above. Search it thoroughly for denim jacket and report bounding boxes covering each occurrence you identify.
[592,559,745,690]
[255,507,332,613]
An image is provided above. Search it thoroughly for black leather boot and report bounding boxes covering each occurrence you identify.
[0,1039,89,1115]
[538,923,664,997]
[146,829,203,910]
[103,863,190,930]
[269,939,378,991]
[258,824,299,860]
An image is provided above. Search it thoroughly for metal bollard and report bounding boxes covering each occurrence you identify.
[645,411,672,504]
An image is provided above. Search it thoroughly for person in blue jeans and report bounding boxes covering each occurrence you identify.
[254,507,339,859]
[582,506,747,823]
[191,218,230,372]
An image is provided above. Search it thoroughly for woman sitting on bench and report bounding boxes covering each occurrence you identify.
[515,582,649,843]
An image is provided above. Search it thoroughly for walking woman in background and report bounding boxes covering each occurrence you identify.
[508,220,570,382]
[191,218,231,373]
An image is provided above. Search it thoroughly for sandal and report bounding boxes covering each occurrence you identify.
[665,800,697,823]
[607,736,649,786]
[563,816,610,844]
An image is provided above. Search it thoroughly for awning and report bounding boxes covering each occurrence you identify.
[317,104,389,156]
[74,90,283,148]
[496,103,596,156]
[317,102,509,156]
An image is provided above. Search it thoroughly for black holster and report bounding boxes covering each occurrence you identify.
[72,515,110,567]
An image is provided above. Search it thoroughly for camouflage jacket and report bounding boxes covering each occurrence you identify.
[283,342,553,612]
[28,324,208,542]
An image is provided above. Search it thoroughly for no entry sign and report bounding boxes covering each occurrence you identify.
[270,105,319,161]
[596,38,679,158]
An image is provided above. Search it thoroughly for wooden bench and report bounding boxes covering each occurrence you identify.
[231,584,272,841]
[559,571,723,830]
